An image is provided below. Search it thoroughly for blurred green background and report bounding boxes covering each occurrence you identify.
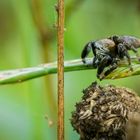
[0,0,140,140]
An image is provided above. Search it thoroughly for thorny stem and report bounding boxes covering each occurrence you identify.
[0,57,139,85]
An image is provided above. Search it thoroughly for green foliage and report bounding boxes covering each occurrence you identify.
[0,0,140,140]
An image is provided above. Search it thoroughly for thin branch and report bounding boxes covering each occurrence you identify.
[57,0,65,139]
[0,57,139,85]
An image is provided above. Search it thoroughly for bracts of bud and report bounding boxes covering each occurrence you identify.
[71,82,140,140]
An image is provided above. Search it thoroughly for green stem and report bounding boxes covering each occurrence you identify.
[0,56,140,85]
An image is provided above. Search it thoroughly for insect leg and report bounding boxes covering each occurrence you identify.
[104,63,118,78]
[124,50,133,71]
[117,43,133,71]
[117,43,127,58]
[131,45,137,53]
[130,45,140,61]
[92,56,99,68]
[97,55,112,80]
[81,42,94,63]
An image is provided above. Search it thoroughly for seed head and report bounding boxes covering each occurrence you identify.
[71,82,140,140]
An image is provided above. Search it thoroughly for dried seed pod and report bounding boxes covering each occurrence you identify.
[71,82,140,140]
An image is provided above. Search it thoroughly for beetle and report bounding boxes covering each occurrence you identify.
[81,36,140,80]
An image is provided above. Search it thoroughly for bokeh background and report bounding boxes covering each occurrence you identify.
[0,0,140,140]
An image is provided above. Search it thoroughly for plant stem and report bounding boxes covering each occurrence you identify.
[57,0,65,139]
[0,57,139,85]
